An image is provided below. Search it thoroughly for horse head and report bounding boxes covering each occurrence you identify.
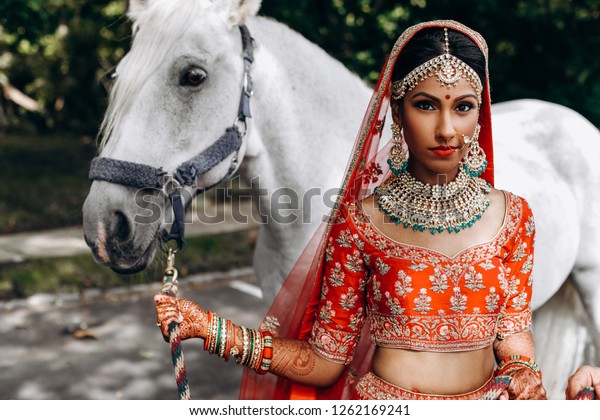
[83,0,262,273]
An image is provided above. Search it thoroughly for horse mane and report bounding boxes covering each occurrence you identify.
[99,1,210,150]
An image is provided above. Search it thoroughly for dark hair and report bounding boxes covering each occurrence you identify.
[392,27,486,87]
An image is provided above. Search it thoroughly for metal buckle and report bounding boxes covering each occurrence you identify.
[234,117,248,137]
[242,64,253,97]
[161,175,183,199]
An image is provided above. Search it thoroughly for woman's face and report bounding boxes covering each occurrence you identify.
[392,75,480,184]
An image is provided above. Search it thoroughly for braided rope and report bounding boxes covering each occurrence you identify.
[481,375,511,400]
[161,249,191,400]
[168,322,190,400]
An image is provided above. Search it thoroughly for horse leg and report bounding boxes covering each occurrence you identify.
[252,226,299,304]
[571,265,600,348]
[568,209,600,381]
[534,192,600,398]
[571,197,600,338]
[532,278,595,399]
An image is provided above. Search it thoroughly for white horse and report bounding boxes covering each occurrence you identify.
[82,0,600,398]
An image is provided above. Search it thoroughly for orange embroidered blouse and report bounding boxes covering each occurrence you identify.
[308,191,535,364]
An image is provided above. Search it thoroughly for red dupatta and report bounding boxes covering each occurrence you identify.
[239,19,494,400]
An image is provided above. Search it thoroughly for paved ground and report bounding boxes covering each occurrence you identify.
[0,268,269,400]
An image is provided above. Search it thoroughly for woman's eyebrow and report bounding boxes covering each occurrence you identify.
[411,92,441,102]
[454,93,478,101]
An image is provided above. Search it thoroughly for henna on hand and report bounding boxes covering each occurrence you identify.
[154,295,207,341]
[503,367,547,400]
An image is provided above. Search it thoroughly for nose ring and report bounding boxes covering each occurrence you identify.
[460,124,481,145]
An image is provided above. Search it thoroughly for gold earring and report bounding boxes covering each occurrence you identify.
[462,124,487,177]
[388,123,408,175]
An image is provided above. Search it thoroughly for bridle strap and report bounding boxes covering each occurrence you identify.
[174,126,243,187]
[89,156,167,189]
[88,25,255,250]
[238,24,254,122]
[89,126,243,190]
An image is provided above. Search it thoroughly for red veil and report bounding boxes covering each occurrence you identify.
[239,20,494,400]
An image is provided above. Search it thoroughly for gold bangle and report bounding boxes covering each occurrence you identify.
[218,317,227,359]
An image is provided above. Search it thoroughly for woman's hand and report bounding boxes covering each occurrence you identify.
[498,367,546,400]
[154,295,207,341]
[493,331,546,399]
[565,365,600,400]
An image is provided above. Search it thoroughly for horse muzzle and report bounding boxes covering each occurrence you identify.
[83,181,161,273]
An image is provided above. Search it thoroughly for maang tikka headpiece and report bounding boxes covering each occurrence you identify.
[391,28,483,103]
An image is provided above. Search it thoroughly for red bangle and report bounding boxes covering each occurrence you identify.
[496,355,541,378]
[223,320,233,362]
[256,331,273,375]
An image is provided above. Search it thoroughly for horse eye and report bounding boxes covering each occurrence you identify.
[180,68,206,87]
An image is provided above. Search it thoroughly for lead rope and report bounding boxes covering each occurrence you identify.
[160,248,191,400]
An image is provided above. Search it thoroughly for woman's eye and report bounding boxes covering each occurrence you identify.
[180,68,207,87]
[456,103,475,112]
[414,101,435,111]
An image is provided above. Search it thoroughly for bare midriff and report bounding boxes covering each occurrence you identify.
[372,346,495,395]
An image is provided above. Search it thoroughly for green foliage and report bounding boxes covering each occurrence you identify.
[0,0,598,131]
[0,0,130,133]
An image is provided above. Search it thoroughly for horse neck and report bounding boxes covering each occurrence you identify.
[241,17,372,209]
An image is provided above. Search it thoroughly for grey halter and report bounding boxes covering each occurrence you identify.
[88,25,255,250]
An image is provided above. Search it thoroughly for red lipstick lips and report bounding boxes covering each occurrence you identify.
[430,146,457,157]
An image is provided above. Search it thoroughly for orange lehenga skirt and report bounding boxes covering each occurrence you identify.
[352,372,508,400]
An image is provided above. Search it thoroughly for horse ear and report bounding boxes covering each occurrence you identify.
[227,0,262,26]
[127,0,151,23]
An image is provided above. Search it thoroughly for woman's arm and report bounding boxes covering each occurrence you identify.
[493,330,535,360]
[492,198,545,399]
[493,331,546,400]
[155,295,345,387]
[270,338,345,387]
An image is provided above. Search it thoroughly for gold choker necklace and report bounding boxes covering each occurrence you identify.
[375,170,491,234]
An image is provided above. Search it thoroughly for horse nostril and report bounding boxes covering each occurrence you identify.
[114,211,132,241]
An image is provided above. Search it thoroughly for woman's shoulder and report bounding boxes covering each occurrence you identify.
[332,198,369,228]
[494,189,534,219]
[494,189,536,245]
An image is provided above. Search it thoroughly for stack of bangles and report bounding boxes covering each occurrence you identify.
[496,355,542,379]
[204,311,273,375]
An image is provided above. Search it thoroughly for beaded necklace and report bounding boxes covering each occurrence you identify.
[374,169,491,235]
